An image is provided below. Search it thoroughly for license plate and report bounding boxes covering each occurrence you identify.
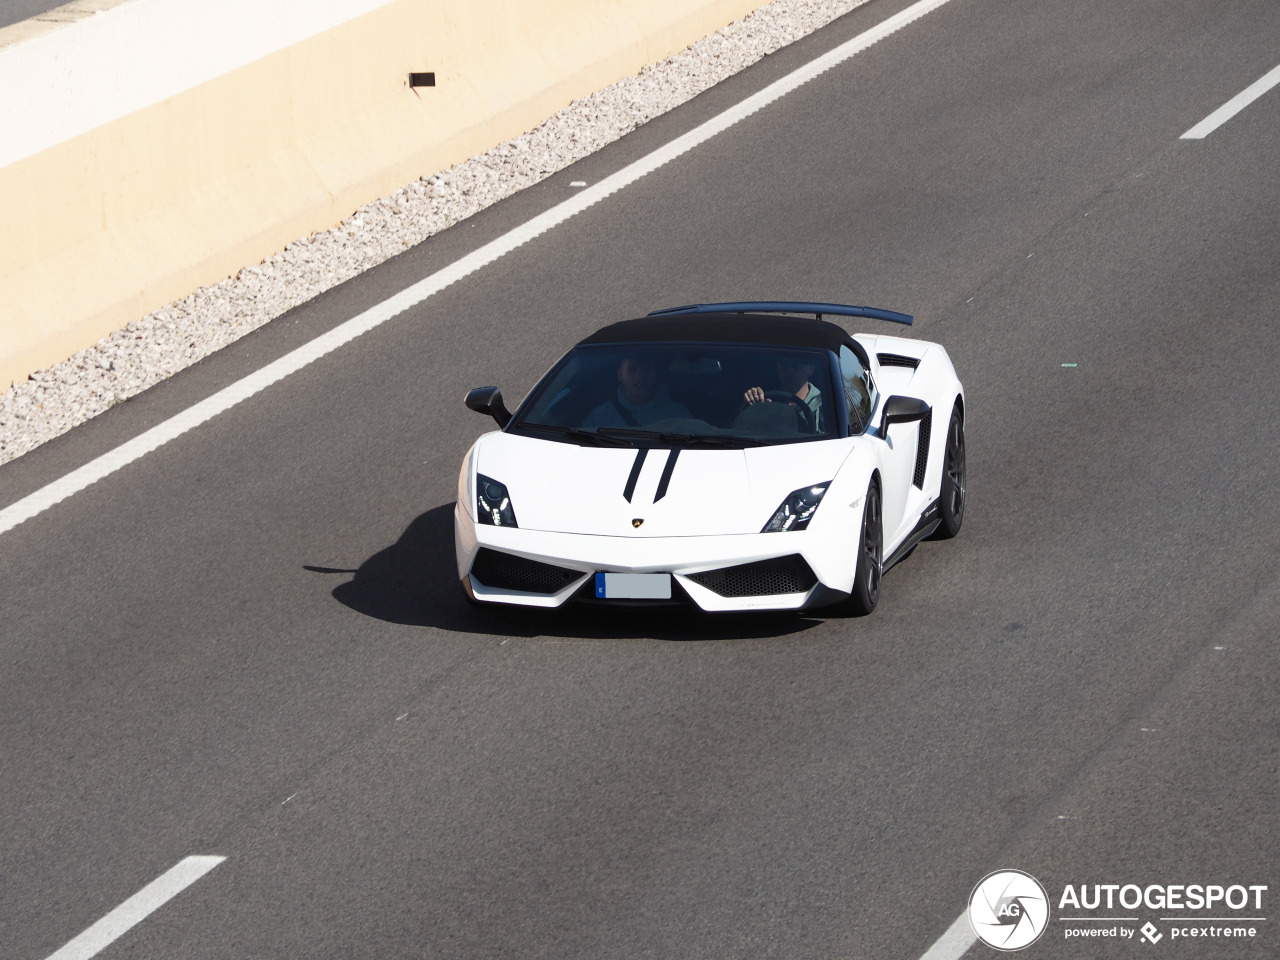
[594,572,672,600]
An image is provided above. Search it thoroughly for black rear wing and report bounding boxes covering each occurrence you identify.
[648,301,913,325]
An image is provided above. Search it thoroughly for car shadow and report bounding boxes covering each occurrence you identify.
[312,503,821,641]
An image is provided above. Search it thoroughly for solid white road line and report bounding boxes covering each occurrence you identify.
[42,856,225,960]
[0,0,957,540]
[918,911,976,960]
[1181,62,1280,139]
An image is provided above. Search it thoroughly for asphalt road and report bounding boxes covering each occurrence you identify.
[2,0,1278,958]
[0,0,68,31]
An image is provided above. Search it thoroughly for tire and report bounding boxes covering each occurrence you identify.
[847,480,883,615]
[935,405,966,539]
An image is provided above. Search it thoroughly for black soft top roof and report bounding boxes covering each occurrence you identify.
[578,312,857,351]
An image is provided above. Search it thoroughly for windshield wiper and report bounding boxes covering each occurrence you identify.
[596,428,764,448]
[516,423,634,446]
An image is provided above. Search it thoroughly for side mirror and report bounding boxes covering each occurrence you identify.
[880,395,929,437]
[465,386,512,428]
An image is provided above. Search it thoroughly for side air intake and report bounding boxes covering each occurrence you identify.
[878,353,920,369]
[913,410,932,488]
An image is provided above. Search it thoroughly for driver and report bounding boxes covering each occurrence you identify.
[743,355,823,431]
[583,356,690,428]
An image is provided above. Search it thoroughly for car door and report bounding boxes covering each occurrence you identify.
[841,345,914,549]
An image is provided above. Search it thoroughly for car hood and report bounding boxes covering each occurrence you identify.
[471,433,852,537]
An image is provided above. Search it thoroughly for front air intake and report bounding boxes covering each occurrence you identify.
[687,555,817,598]
[470,549,582,594]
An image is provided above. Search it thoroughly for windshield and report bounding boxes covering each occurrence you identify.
[511,343,839,447]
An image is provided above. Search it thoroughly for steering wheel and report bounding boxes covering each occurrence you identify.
[763,390,816,431]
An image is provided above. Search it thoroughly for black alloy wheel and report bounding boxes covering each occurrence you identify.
[936,406,965,539]
[848,480,882,615]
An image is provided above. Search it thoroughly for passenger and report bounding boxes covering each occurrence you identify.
[743,355,823,430]
[582,356,690,429]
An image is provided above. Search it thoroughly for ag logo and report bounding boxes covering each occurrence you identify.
[968,869,1050,951]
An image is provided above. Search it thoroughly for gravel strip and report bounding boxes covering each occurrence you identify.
[0,0,869,466]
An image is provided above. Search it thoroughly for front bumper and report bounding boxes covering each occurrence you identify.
[453,503,855,612]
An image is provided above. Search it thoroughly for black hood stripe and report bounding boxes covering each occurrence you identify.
[622,448,648,503]
[654,448,680,502]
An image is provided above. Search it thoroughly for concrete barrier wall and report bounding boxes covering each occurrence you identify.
[0,0,765,388]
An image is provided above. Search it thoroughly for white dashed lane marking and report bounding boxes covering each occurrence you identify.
[917,911,977,960]
[43,856,225,960]
[1181,62,1280,139]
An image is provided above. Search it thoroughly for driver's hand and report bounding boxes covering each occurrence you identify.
[743,386,768,405]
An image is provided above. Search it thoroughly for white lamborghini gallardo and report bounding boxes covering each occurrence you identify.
[454,302,965,614]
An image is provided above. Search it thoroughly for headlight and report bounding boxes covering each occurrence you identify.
[761,483,829,532]
[476,474,518,527]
